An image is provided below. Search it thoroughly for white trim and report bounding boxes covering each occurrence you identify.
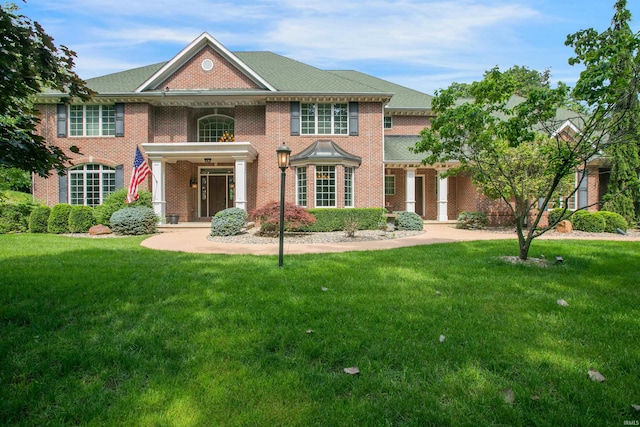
[551,120,581,138]
[141,142,257,164]
[135,32,277,92]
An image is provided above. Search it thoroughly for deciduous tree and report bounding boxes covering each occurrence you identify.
[567,0,640,224]
[0,3,93,177]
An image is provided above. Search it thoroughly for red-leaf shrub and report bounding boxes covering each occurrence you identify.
[250,202,315,236]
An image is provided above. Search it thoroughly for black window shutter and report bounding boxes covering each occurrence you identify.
[290,101,300,136]
[577,170,588,208]
[115,103,125,137]
[58,174,68,203]
[56,104,67,137]
[115,164,124,189]
[349,102,358,136]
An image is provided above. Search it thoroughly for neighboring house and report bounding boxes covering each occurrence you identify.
[32,32,607,224]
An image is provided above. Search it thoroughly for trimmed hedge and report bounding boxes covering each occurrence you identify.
[299,208,385,232]
[29,206,51,233]
[69,206,97,233]
[0,202,35,234]
[394,211,424,231]
[456,211,489,230]
[110,207,157,235]
[571,210,605,232]
[594,210,628,233]
[94,188,152,225]
[210,207,248,236]
[47,203,72,234]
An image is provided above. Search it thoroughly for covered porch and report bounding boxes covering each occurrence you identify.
[383,135,475,221]
[141,142,258,223]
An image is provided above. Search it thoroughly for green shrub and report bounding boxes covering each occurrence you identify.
[110,207,157,235]
[68,206,97,233]
[594,210,628,233]
[571,210,605,232]
[94,188,152,225]
[394,211,424,231]
[210,207,248,236]
[0,202,34,234]
[456,211,489,230]
[251,202,316,235]
[300,208,384,232]
[29,206,51,233]
[548,208,571,226]
[48,204,72,234]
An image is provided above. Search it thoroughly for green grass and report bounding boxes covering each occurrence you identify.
[1,235,639,426]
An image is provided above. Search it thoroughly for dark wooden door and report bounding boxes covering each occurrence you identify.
[208,176,227,216]
[415,176,424,217]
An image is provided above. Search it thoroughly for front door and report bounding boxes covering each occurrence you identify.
[200,175,227,217]
[415,176,424,217]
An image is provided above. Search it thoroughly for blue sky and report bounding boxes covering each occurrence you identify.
[17,0,640,95]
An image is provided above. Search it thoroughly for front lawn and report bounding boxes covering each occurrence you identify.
[0,235,638,426]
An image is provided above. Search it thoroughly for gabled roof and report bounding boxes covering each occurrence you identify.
[329,70,433,111]
[39,32,433,110]
[235,52,384,94]
[135,32,276,92]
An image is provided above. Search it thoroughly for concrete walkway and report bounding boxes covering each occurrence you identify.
[140,224,640,255]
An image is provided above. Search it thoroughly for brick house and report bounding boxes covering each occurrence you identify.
[33,32,606,224]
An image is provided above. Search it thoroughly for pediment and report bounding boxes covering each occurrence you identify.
[135,32,276,93]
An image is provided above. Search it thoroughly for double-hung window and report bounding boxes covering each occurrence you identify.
[69,105,116,136]
[384,175,396,195]
[301,103,348,135]
[384,116,393,129]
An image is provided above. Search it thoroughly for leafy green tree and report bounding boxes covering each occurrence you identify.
[413,68,584,260]
[567,0,640,223]
[0,166,31,192]
[446,66,587,113]
[0,3,93,177]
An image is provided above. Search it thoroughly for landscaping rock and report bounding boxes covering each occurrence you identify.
[89,224,112,235]
[556,220,573,233]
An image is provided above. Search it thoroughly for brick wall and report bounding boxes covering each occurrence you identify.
[160,46,260,90]
[385,115,430,135]
[33,103,152,207]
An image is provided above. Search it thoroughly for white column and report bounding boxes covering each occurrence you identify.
[151,159,166,223]
[437,171,448,222]
[234,158,247,211]
[405,168,416,213]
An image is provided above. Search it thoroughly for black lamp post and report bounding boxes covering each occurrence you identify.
[277,143,291,267]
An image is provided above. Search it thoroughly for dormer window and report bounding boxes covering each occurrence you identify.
[198,115,235,142]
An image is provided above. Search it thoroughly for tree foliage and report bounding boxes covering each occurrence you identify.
[446,66,586,113]
[413,66,587,260]
[0,3,93,177]
[414,1,640,260]
[568,0,640,223]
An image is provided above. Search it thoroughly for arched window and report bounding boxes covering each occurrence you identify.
[198,115,235,142]
[69,164,115,207]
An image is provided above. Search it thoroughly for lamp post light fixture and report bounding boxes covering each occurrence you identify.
[276,143,291,268]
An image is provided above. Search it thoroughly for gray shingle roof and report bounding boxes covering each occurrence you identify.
[329,70,433,110]
[384,135,424,162]
[74,51,430,109]
[85,62,167,93]
[235,52,385,94]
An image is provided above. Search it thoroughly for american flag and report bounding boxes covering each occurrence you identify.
[126,147,151,203]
